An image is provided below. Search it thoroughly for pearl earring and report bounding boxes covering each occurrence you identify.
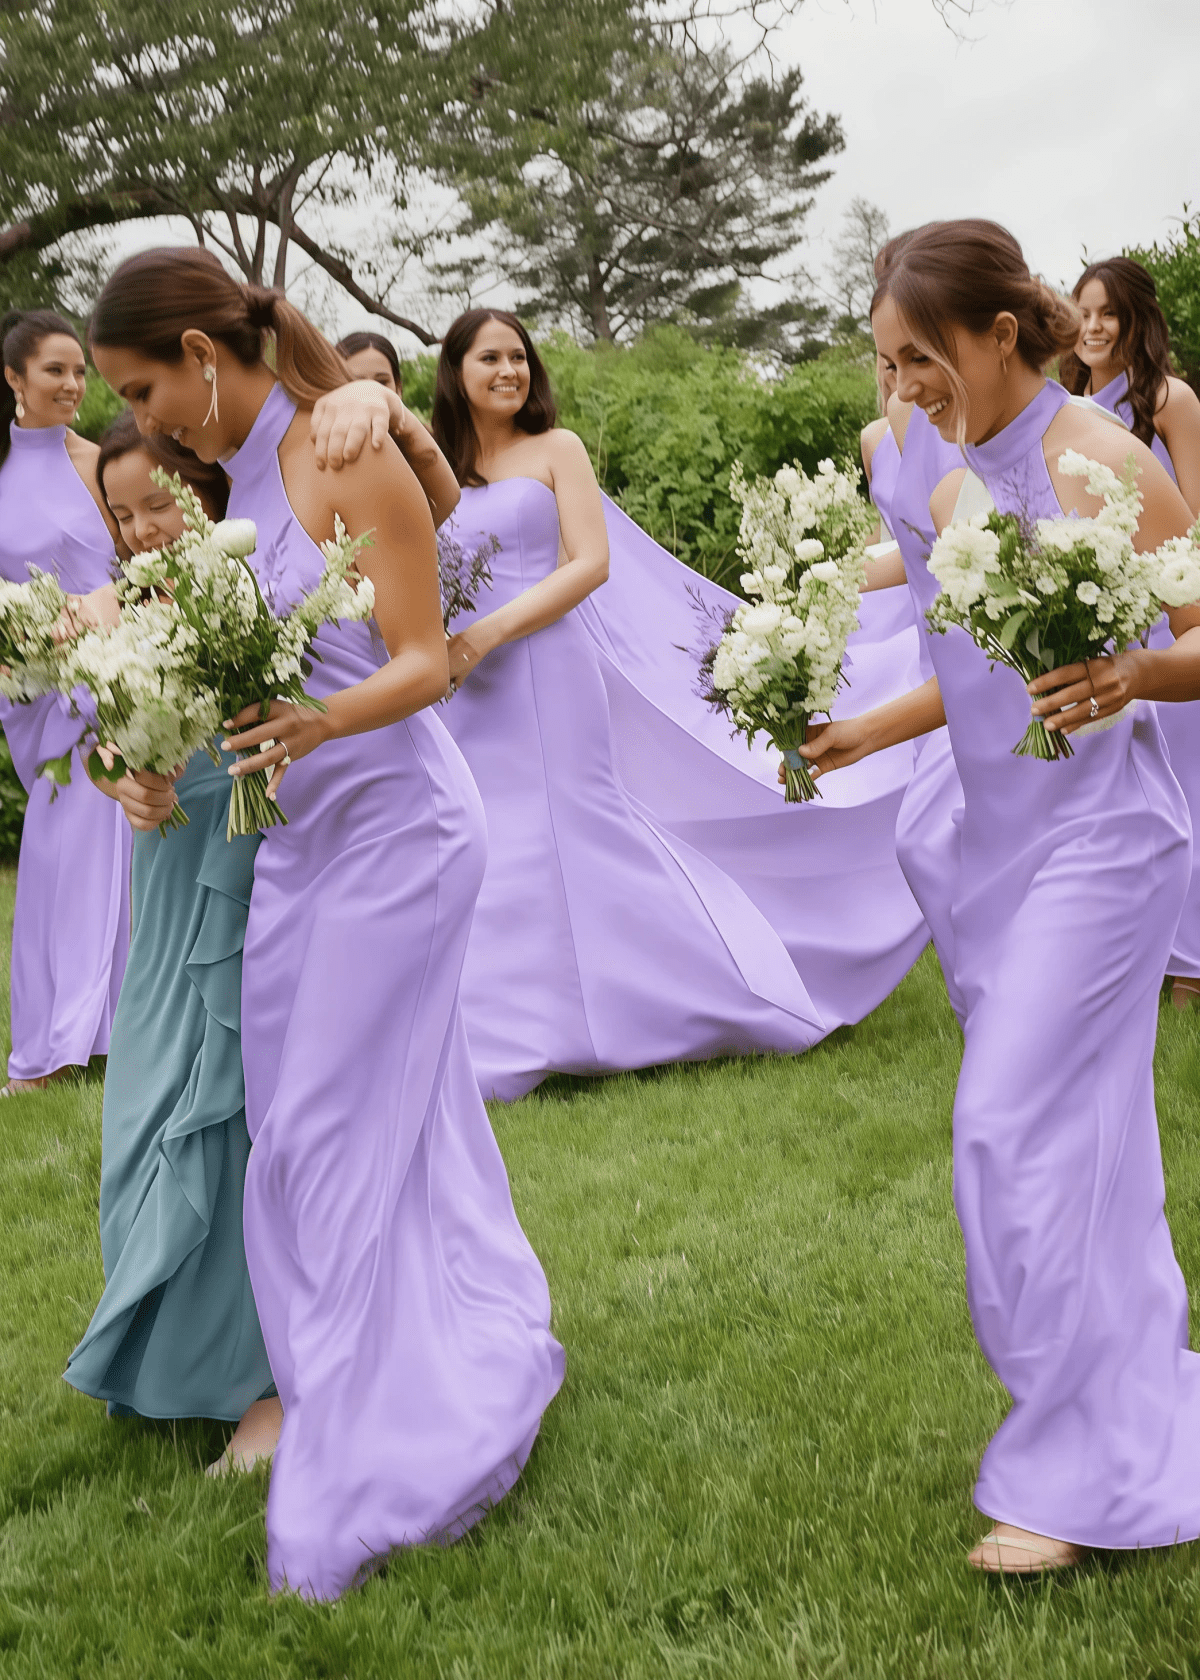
[202,364,219,428]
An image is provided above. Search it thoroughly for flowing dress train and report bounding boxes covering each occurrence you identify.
[0,423,130,1078]
[228,386,563,1599]
[64,749,273,1418]
[442,477,930,1099]
[937,380,1200,1545]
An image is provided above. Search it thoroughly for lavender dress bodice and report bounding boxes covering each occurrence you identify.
[868,426,902,539]
[0,422,129,1079]
[1089,371,1178,483]
[221,386,562,1599]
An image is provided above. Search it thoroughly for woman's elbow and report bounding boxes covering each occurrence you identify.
[416,639,450,707]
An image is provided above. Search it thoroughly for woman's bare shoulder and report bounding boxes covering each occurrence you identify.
[279,404,424,541]
[1161,375,1200,422]
[861,416,889,475]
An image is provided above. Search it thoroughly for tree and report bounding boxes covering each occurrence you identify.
[1127,209,1200,397]
[438,17,842,348]
[0,0,453,341]
[827,196,890,333]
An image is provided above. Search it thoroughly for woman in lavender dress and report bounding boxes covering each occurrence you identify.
[800,220,1200,1574]
[91,249,563,1600]
[1062,257,1200,1007]
[0,311,131,1093]
[431,310,928,1101]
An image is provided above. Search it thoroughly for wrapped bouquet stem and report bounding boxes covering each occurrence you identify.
[926,452,1180,761]
[696,458,874,802]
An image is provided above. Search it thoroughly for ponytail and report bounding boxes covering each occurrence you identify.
[1,308,84,471]
[90,249,351,409]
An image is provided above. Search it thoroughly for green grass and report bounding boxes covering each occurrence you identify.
[2,861,1200,1677]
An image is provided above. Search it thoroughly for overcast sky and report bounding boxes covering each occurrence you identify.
[790,0,1199,291]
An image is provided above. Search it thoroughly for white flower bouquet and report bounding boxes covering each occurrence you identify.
[698,458,874,801]
[0,569,72,702]
[122,473,375,838]
[926,452,1183,761]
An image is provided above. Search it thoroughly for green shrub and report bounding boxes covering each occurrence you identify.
[73,368,124,441]
[0,738,26,862]
[404,328,876,591]
[1127,211,1200,396]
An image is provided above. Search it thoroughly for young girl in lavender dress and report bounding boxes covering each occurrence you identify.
[65,396,459,1475]
[432,310,929,1101]
[90,248,562,1600]
[0,312,131,1093]
[800,219,1200,1575]
[1062,256,1200,1008]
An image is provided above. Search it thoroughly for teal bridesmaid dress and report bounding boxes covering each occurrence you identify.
[64,749,274,1419]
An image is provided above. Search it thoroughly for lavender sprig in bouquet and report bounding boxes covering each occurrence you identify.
[437,527,498,631]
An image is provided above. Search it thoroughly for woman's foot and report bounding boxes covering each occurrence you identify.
[968,1523,1082,1574]
[1170,976,1200,1011]
[205,1397,283,1478]
[0,1066,78,1097]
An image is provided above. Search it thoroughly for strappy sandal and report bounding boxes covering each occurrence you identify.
[968,1524,1082,1574]
[1170,977,1200,1012]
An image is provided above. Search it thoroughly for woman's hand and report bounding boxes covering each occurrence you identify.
[88,749,181,832]
[55,583,120,643]
[446,628,491,692]
[222,699,332,800]
[778,716,877,784]
[310,382,395,470]
[1028,651,1142,735]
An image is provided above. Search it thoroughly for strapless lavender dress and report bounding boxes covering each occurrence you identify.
[441,476,928,1101]
[885,409,969,1022]
[226,386,563,1599]
[1088,372,1200,977]
[0,423,130,1080]
[934,381,1200,1547]
[868,425,901,538]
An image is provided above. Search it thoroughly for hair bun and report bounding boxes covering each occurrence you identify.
[243,286,280,331]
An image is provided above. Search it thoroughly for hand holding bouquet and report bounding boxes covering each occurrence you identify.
[697,458,875,801]
[926,452,1184,761]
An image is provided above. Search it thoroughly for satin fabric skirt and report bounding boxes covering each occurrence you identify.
[894,728,966,1023]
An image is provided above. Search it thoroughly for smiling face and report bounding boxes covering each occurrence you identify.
[458,321,530,422]
[91,338,225,462]
[872,293,1015,446]
[5,332,88,428]
[342,345,399,392]
[1074,277,1123,382]
[101,447,189,553]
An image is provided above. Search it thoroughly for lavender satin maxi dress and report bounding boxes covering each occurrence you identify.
[441,479,929,1099]
[0,423,130,1080]
[1089,372,1200,977]
[868,425,902,537]
[226,387,563,1599]
[935,380,1200,1546]
[884,410,969,1021]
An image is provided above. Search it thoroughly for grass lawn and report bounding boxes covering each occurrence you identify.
[2,862,1200,1677]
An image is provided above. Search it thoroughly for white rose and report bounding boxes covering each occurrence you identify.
[210,519,258,559]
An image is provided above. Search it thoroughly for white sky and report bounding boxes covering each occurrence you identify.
[791,0,1200,292]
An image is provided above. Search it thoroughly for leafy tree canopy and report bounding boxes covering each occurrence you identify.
[1127,210,1200,396]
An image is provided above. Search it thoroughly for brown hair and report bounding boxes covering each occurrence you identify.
[871,219,1081,445]
[1060,256,1173,449]
[96,408,230,522]
[89,247,351,407]
[1,308,84,470]
[336,330,402,391]
[431,309,557,487]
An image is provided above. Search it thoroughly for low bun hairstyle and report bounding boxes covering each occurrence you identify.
[1,308,84,470]
[1059,256,1173,450]
[871,219,1081,444]
[96,408,230,522]
[432,309,557,487]
[89,248,351,408]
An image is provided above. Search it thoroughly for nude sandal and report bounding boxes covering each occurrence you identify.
[968,1525,1083,1574]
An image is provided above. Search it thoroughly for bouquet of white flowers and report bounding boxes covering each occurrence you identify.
[926,452,1184,760]
[0,569,72,703]
[125,473,375,837]
[697,458,875,801]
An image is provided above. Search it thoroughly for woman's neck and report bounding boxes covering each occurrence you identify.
[470,410,520,475]
[216,363,281,459]
[974,364,1046,444]
[1084,357,1125,398]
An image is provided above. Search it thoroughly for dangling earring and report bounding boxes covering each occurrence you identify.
[14,391,24,421]
[202,364,219,428]
[1000,354,1009,379]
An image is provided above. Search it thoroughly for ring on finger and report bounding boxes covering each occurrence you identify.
[279,746,291,769]
[1089,697,1100,719]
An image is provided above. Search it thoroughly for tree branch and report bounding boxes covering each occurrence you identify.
[284,222,440,344]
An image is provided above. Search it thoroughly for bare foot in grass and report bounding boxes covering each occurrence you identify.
[206,1397,283,1478]
[968,1522,1082,1574]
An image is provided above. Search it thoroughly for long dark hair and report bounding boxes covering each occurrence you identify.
[871,219,1080,446]
[90,247,350,407]
[431,310,557,487]
[1059,256,1173,448]
[96,409,230,522]
[1,308,84,470]
[336,330,402,391]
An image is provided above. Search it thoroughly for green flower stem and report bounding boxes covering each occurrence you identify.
[226,754,288,841]
[1013,716,1074,761]
[779,723,821,804]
